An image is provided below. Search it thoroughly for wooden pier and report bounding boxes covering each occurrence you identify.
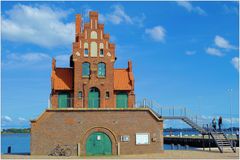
[164,136,239,148]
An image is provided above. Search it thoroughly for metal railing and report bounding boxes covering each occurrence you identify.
[135,98,210,131]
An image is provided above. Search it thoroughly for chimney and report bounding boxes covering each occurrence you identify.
[75,14,82,34]
[128,60,132,72]
[52,58,56,71]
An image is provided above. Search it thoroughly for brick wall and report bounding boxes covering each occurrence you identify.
[31,109,163,156]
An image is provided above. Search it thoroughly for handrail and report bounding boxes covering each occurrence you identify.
[136,98,210,133]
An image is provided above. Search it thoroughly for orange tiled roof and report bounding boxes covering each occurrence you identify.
[52,68,133,91]
[114,69,133,90]
[52,68,73,90]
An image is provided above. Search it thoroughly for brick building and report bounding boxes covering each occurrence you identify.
[31,11,163,156]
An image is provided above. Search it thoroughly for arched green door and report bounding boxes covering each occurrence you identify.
[86,132,112,155]
[116,92,128,108]
[88,87,100,108]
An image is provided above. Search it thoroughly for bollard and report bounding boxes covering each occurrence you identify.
[7,146,11,154]
[177,144,181,150]
[234,141,236,151]
[185,145,189,150]
[171,144,174,150]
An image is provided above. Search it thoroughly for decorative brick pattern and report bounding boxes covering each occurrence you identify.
[50,11,135,108]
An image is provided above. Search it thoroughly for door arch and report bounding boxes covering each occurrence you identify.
[88,87,100,108]
[86,132,112,155]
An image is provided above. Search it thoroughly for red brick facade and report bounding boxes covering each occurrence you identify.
[31,11,163,156]
[50,11,135,109]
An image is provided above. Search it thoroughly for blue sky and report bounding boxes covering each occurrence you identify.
[1,1,239,129]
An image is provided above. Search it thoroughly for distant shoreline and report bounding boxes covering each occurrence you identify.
[1,127,238,134]
[1,128,30,134]
[1,132,30,135]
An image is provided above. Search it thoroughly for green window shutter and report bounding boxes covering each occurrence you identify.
[58,93,70,108]
[116,92,128,108]
[88,87,100,108]
[98,63,106,77]
[82,62,90,77]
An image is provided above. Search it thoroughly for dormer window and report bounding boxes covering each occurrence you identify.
[84,49,89,57]
[100,49,104,57]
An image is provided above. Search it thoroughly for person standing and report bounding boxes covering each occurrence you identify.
[218,116,222,131]
[212,118,217,130]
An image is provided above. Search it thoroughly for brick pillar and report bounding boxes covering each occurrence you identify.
[128,91,135,108]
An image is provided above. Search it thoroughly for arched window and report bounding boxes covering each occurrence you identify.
[90,31,98,39]
[98,62,106,77]
[82,62,90,77]
[90,42,97,57]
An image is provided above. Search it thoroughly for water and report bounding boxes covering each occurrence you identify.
[1,133,30,154]
[1,133,197,154]
[164,131,200,136]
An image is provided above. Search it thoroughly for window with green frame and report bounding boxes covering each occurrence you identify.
[100,49,104,56]
[78,91,83,99]
[98,62,106,77]
[84,49,89,56]
[82,62,90,77]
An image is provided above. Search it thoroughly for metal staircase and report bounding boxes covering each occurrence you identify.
[136,99,236,153]
[163,116,207,134]
[210,130,236,153]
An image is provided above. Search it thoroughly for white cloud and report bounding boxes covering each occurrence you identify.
[2,4,75,48]
[205,35,238,58]
[223,4,238,15]
[214,35,237,50]
[98,5,145,26]
[185,50,196,56]
[224,117,239,124]
[1,116,13,122]
[6,53,50,62]
[18,117,27,122]
[206,47,224,57]
[145,26,166,42]
[177,1,207,15]
[3,52,51,69]
[231,57,239,71]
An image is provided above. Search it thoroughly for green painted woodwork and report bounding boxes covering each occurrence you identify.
[82,62,90,77]
[86,132,112,155]
[98,62,106,77]
[116,92,128,108]
[58,93,69,108]
[88,87,100,108]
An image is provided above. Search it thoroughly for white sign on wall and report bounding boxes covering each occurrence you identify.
[136,133,150,145]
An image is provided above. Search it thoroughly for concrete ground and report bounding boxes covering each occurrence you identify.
[1,148,239,159]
